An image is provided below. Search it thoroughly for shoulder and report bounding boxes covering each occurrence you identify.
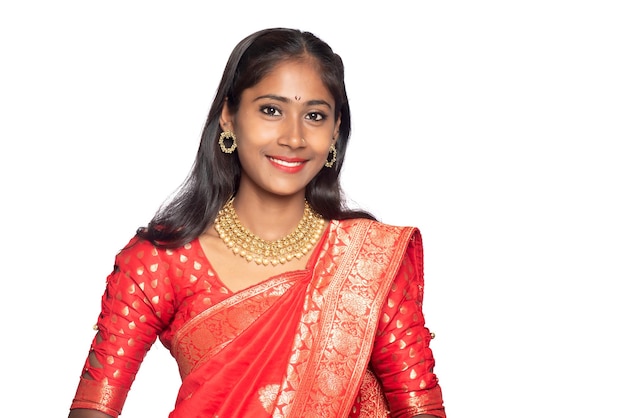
[332,219,422,260]
[115,236,160,263]
[335,218,420,240]
[114,235,200,272]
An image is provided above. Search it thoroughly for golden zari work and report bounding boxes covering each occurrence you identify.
[214,198,325,266]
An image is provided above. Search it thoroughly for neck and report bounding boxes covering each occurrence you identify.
[231,193,307,241]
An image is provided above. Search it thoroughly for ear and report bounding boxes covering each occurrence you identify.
[333,114,342,141]
[220,100,234,131]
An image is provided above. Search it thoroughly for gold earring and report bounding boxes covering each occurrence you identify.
[219,130,237,153]
[325,144,337,168]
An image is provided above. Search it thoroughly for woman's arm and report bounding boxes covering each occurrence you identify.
[69,239,171,417]
[371,232,446,417]
[68,409,113,418]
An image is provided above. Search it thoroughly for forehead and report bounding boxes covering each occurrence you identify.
[246,59,334,103]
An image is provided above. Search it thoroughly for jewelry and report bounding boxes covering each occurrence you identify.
[324,143,337,168]
[219,130,237,153]
[214,198,325,266]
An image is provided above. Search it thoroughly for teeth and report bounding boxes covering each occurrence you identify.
[269,157,303,167]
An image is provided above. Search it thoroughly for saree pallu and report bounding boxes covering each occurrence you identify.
[170,219,438,417]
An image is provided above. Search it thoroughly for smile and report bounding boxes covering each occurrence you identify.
[268,156,307,173]
[268,157,304,167]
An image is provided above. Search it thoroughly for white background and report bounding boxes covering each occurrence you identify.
[1,1,625,417]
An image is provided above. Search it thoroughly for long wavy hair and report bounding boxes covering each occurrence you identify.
[137,28,375,248]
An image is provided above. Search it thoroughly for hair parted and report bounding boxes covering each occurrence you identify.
[137,27,375,248]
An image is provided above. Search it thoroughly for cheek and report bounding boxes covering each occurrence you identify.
[236,123,277,149]
[313,137,334,155]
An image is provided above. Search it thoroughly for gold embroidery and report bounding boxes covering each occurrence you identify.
[258,384,280,412]
[274,220,414,417]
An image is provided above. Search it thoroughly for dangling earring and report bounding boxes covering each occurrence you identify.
[325,144,337,168]
[219,130,237,153]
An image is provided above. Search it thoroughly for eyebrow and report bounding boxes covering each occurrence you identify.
[253,94,332,109]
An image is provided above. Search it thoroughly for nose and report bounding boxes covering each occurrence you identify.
[278,117,305,148]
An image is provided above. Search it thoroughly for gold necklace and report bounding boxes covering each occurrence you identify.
[214,198,325,266]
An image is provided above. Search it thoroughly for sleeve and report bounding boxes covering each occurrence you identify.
[369,231,446,418]
[70,238,173,417]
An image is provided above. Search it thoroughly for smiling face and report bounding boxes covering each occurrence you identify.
[221,58,341,200]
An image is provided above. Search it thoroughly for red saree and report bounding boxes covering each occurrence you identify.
[70,219,445,417]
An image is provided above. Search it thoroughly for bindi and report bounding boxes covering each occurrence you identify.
[295,96,301,101]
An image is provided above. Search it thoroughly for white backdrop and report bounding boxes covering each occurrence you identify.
[1,1,625,417]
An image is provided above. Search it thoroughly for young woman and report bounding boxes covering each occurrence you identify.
[68,28,446,418]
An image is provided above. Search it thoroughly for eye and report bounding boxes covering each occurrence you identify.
[306,112,327,122]
[261,106,282,117]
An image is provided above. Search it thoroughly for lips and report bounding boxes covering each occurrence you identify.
[267,156,307,172]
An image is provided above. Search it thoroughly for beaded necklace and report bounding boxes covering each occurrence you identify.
[214,198,325,266]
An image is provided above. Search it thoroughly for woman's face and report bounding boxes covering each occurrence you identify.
[222,59,340,200]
